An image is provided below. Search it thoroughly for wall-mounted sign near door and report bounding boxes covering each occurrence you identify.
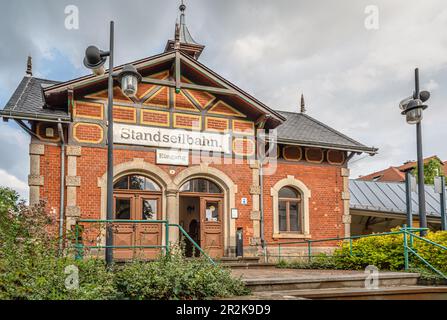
[156,149,189,166]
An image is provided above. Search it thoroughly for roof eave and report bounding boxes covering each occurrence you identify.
[274,137,378,155]
[0,110,71,123]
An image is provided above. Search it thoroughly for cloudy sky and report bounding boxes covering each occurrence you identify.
[1,0,446,200]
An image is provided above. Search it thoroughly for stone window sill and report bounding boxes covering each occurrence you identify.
[272,233,312,239]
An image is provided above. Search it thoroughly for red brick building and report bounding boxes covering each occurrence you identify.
[1,5,376,260]
[358,155,445,183]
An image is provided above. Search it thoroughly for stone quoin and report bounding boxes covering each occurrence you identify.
[0,3,377,260]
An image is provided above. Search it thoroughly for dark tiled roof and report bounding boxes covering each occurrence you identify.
[1,76,70,121]
[350,179,443,218]
[275,111,377,154]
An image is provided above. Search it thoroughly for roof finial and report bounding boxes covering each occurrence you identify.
[174,22,181,49]
[26,55,33,76]
[179,0,186,25]
[300,93,306,114]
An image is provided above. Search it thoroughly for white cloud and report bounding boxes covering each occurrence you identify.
[0,169,28,201]
[0,0,447,185]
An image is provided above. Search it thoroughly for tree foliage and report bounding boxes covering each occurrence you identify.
[0,187,20,212]
[412,158,445,185]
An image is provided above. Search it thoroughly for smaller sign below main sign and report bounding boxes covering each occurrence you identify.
[156,149,189,166]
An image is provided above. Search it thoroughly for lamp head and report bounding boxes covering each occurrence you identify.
[419,90,430,102]
[83,46,107,75]
[116,64,142,97]
[401,99,427,125]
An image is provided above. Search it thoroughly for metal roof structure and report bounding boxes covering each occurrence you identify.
[178,2,199,45]
[350,179,444,218]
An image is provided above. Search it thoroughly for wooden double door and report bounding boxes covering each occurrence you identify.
[200,197,224,259]
[181,195,224,259]
[113,192,161,260]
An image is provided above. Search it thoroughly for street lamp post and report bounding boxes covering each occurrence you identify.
[83,22,141,265]
[399,68,430,236]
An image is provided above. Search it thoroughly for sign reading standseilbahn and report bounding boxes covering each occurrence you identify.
[114,124,231,153]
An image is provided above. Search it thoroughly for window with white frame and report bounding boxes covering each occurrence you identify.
[278,187,302,233]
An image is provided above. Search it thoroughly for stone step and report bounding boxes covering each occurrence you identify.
[221,263,277,269]
[219,257,261,263]
[243,272,421,292]
[252,285,447,300]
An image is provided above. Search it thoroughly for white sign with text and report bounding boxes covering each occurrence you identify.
[156,149,189,166]
[114,124,231,153]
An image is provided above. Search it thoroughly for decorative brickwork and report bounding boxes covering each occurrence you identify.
[209,101,246,118]
[113,106,136,123]
[141,110,170,127]
[73,123,103,144]
[174,90,199,112]
[36,122,60,142]
[138,71,170,99]
[205,117,229,132]
[173,114,201,130]
[327,150,345,165]
[283,146,302,161]
[144,87,169,108]
[86,86,133,103]
[186,89,215,109]
[233,138,255,156]
[305,147,324,163]
[74,101,103,120]
[232,120,255,135]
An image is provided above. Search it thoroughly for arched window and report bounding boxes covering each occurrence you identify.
[278,186,302,233]
[180,178,223,194]
[113,175,161,192]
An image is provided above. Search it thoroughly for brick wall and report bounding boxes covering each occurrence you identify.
[264,161,345,246]
[38,144,345,251]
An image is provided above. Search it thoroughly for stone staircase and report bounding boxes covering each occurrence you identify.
[218,257,276,269]
[227,268,447,300]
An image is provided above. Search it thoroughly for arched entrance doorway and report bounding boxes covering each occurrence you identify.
[179,178,224,258]
[113,174,162,260]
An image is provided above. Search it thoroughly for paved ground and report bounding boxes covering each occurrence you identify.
[231,268,368,280]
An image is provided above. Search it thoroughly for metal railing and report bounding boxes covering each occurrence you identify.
[265,226,447,279]
[73,219,215,265]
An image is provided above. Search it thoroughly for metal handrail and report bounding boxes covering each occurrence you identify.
[169,224,216,266]
[73,219,215,265]
[265,226,447,279]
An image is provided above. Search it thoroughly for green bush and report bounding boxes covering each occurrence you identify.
[277,230,447,276]
[277,254,340,270]
[0,203,116,300]
[333,230,447,274]
[0,200,248,300]
[115,248,249,300]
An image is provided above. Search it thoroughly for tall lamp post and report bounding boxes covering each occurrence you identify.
[83,21,141,265]
[399,68,430,236]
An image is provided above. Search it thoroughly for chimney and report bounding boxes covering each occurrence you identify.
[300,93,306,114]
[26,56,32,76]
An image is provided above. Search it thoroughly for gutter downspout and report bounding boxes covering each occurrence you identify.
[256,114,271,262]
[259,164,266,261]
[57,121,66,254]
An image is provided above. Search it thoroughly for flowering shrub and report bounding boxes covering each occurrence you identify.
[0,198,248,300]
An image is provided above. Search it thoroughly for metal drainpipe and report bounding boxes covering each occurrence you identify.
[57,121,66,254]
[259,164,266,261]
